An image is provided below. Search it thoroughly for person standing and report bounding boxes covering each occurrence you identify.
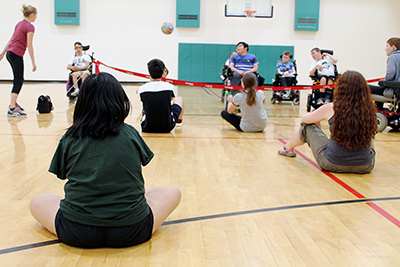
[0,5,37,117]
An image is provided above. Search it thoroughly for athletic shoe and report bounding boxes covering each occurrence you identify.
[9,103,25,111]
[71,89,80,97]
[278,146,297,157]
[15,103,25,111]
[324,98,331,104]
[176,119,183,127]
[316,98,324,105]
[7,107,27,117]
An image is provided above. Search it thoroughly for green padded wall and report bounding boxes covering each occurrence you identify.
[178,43,294,84]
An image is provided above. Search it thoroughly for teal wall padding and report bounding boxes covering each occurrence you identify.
[178,43,295,84]
[295,0,320,31]
[54,0,80,25]
[176,0,200,27]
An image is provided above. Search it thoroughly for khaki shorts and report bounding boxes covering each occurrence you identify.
[299,123,375,174]
[72,70,91,77]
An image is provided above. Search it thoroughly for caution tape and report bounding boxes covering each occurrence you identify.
[93,60,383,92]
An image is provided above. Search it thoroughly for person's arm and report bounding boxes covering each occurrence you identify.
[245,63,258,73]
[309,62,320,76]
[323,53,338,64]
[385,56,397,81]
[0,34,13,61]
[229,62,244,75]
[301,102,334,124]
[27,32,36,72]
[227,94,237,114]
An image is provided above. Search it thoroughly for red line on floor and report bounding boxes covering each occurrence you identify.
[278,138,400,228]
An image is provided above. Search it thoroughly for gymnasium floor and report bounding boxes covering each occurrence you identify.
[0,81,400,267]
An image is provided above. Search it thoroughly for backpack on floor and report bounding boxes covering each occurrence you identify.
[36,95,54,114]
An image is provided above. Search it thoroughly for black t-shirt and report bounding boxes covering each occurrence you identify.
[138,81,176,133]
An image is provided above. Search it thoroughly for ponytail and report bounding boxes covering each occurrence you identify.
[22,5,37,18]
[242,73,257,106]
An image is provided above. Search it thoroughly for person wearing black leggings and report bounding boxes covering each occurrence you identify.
[0,5,37,117]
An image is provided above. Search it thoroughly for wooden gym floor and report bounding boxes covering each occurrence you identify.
[0,81,400,267]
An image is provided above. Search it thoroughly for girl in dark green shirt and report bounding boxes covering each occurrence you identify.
[30,72,181,248]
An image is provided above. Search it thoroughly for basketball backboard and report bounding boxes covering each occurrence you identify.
[225,0,273,18]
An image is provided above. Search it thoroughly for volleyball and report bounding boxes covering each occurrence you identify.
[161,22,174,35]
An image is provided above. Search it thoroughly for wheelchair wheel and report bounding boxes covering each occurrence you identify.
[377,112,388,132]
[293,97,300,105]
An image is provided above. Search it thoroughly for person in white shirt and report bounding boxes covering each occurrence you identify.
[309,47,338,105]
[67,42,91,96]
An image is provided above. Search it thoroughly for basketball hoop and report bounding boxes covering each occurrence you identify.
[244,10,257,18]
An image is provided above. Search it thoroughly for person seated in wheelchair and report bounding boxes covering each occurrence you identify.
[66,42,92,97]
[272,51,299,104]
[229,42,259,95]
[309,47,338,105]
[369,37,400,109]
[275,51,297,87]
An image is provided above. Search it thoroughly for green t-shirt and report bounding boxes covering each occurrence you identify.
[49,124,154,227]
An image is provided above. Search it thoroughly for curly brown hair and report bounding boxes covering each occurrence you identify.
[332,70,377,150]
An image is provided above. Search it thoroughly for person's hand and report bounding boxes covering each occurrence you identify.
[283,72,291,77]
[32,62,37,72]
[239,70,245,76]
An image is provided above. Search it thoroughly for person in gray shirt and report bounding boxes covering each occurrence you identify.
[369,37,400,109]
[221,73,267,132]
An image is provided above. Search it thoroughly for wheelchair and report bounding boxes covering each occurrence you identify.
[219,65,233,109]
[271,58,299,105]
[306,50,339,112]
[66,45,95,101]
[373,80,400,132]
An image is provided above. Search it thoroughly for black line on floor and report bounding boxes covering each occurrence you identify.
[162,197,400,225]
[1,197,399,255]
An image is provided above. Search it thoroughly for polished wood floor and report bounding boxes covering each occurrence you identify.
[0,81,400,267]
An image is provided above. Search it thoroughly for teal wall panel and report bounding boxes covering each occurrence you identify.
[178,43,295,84]
[176,0,200,28]
[55,0,80,25]
[295,0,320,31]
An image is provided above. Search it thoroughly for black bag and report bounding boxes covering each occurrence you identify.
[256,73,265,86]
[36,95,54,113]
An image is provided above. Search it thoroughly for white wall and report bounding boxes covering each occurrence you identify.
[0,0,399,84]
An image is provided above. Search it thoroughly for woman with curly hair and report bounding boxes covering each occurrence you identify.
[278,70,377,173]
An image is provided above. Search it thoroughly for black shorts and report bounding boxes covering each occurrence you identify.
[55,209,154,248]
[319,75,335,83]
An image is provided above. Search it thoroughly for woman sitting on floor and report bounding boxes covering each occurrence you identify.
[221,72,268,132]
[278,70,377,174]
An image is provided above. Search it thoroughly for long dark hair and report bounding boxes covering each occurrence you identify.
[66,72,131,138]
[332,70,377,150]
[242,73,257,106]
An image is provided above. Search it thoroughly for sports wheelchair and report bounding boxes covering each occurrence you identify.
[66,45,95,101]
[373,80,400,132]
[306,50,339,112]
[271,56,299,105]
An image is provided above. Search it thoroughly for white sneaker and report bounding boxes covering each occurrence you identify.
[71,89,80,97]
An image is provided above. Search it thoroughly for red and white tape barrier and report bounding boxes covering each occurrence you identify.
[93,60,383,92]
